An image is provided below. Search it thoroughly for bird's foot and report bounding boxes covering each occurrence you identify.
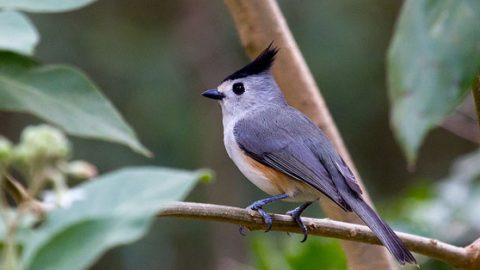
[247,201,273,232]
[286,202,313,242]
[286,208,308,242]
[238,194,289,237]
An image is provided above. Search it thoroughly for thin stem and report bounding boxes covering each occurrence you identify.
[4,173,30,205]
[471,76,480,127]
[0,173,9,225]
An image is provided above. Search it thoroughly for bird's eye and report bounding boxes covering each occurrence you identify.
[232,82,245,95]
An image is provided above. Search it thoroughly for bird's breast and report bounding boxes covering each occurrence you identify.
[224,125,281,196]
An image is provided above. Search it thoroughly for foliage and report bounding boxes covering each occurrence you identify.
[0,52,149,156]
[21,167,208,270]
[0,1,149,156]
[388,0,480,164]
[0,11,38,55]
[387,1,480,266]
[0,1,209,270]
[249,235,346,270]
[0,124,209,270]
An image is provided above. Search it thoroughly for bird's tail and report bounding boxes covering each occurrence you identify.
[342,192,417,265]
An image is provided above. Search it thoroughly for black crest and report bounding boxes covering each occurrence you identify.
[223,43,279,82]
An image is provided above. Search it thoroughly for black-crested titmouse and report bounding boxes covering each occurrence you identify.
[201,44,416,265]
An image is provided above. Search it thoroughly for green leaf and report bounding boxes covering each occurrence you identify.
[0,0,96,13]
[249,236,346,270]
[388,0,480,164]
[0,52,150,156]
[21,166,209,270]
[0,11,38,56]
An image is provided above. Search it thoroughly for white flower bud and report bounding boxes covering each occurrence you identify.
[65,160,97,179]
[14,125,71,164]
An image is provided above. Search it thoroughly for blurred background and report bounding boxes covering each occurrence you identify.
[1,0,478,269]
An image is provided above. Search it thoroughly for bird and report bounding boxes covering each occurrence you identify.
[201,43,416,265]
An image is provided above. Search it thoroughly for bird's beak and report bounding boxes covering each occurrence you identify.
[202,89,225,100]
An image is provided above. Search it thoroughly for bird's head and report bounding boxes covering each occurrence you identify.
[202,44,286,116]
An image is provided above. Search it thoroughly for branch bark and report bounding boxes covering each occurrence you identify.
[224,0,395,268]
[159,202,476,269]
[464,239,480,270]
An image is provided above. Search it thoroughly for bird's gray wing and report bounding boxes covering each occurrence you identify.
[234,106,357,208]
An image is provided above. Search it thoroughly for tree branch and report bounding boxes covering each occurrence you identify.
[159,202,475,269]
[224,0,395,268]
[465,239,480,270]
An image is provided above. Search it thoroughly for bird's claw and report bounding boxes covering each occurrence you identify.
[247,203,272,232]
[244,203,273,232]
[239,195,290,237]
[287,208,309,242]
[256,207,273,232]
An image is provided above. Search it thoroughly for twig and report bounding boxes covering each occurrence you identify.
[3,174,30,204]
[224,0,395,268]
[159,202,476,269]
[2,174,45,217]
[472,76,480,127]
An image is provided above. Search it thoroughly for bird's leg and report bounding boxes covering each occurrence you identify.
[240,193,289,235]
[286,202,313,242]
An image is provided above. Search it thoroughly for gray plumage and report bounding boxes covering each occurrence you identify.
[234,105,361,209]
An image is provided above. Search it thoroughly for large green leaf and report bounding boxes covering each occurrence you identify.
[0,53,150,156]
[388,0,480,164]
[0,11,38,56]
[21,166,210,270]
[0,0,96,13]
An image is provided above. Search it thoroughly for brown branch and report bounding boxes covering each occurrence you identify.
[464,239,480,270]
[224,0,395,268]
[159,202,477,269]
